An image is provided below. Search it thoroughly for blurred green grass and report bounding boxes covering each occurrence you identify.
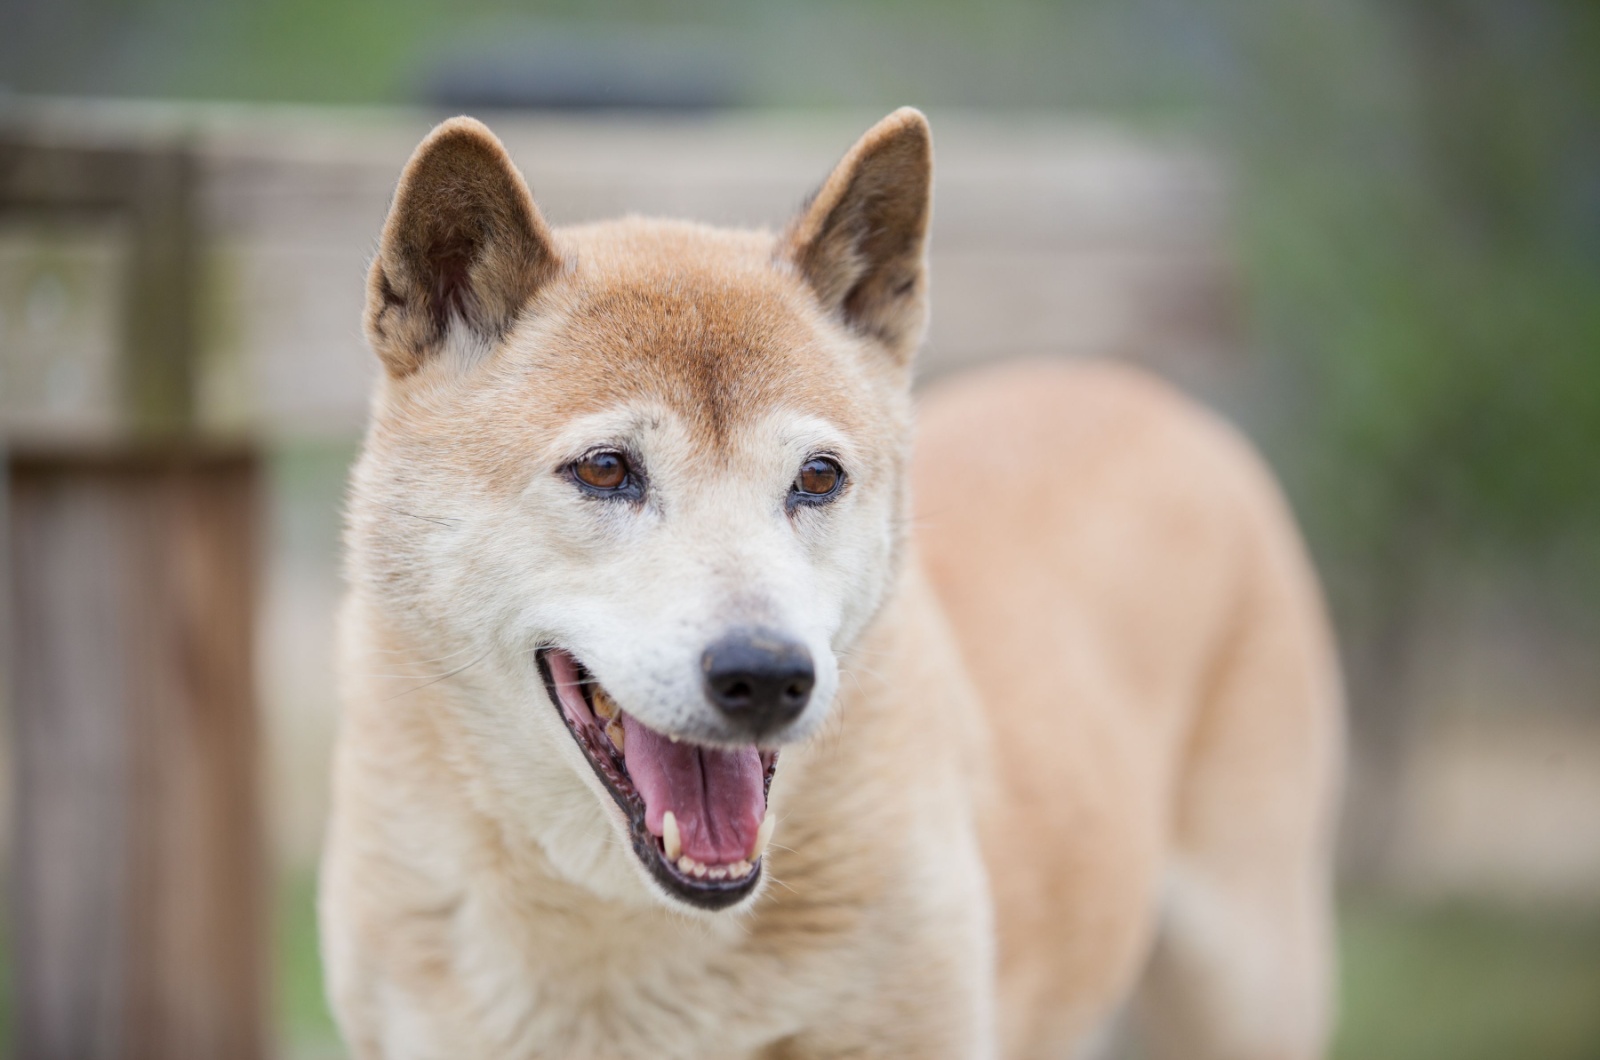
[275,878,1600,1059]
[1334,899,1600,1060]
[279,873,343,1058]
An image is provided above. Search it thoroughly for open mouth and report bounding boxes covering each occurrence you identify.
[536,648,776,909]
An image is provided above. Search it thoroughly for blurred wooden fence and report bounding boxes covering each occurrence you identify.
[0,98,1234,1057]
[2,100,1235,439]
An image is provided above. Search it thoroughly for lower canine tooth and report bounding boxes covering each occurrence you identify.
[605,720,625,753]
[662,812,681,861]
[750,811,774,862]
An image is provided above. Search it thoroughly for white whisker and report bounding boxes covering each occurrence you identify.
[381,651,490,700]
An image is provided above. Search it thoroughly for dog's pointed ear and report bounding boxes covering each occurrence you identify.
[365,117,561,377]
[779,107,932,365]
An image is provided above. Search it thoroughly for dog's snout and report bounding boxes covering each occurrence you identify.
[702,629,815,734]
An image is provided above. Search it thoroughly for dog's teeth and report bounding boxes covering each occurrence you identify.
[592,689,618,722]
[749,811,774,862]
[678,855,695,874]
[662,812,681,862]
[730,859,752,877]
[605,720,625,753]
[668,733,679,744]
[692,861,708,879]
[709,866,727,880]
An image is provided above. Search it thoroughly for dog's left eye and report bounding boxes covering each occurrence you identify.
[791,457,844,504]
[569,449,640,498]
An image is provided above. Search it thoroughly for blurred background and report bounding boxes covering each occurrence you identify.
[0,0,1596,1057]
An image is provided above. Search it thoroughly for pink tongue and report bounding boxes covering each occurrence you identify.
[623,715,765,865]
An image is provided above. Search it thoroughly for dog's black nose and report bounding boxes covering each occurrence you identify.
[702,629,814,734]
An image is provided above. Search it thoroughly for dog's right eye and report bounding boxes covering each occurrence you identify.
[570,450,634,495]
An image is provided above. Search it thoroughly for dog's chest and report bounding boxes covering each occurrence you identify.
[447,894,808,1059]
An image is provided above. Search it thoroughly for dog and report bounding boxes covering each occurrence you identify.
[320,108,1343,1059]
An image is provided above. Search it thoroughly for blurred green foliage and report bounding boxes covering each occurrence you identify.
[1227,1,1600,617]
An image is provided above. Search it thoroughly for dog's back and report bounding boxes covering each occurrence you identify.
[914,359,1343,1056]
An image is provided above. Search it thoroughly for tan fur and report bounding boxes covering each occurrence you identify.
[322,110,1341,1059]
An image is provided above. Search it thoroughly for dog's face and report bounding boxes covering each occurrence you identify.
[347,112,931,911]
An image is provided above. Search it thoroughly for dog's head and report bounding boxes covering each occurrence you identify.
[347,111,930,911]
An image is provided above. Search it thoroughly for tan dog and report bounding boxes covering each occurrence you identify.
[321,108,1342,1059]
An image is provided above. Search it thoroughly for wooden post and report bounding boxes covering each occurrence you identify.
[6,448,265,1060]
[0,137,200,438]
[1,135,267,1060]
